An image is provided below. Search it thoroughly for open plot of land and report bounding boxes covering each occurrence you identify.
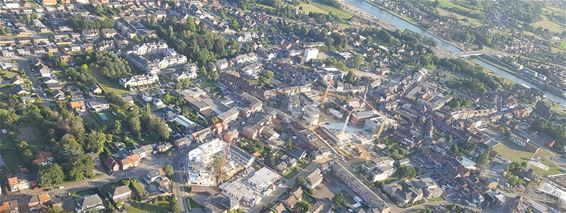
[1,70,19,79]
[531,18,564,33]
[437,0,481,13]
[0,136,14,150]
[88,68,129,95]
[436,8,481,26]
[298,1,353,19]
[125,201,168,213]
[493,142,563,176]
[0,149,27,172]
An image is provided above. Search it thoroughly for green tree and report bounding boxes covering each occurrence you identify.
[258,70,274,89]
[333,192,347,209]
[163,165,174,178]
[344,70,356,84]
[477,150,490,167]
[127,116,142,138]
[37,164,65,187]
[113,120,122,135]
[85,131,107,153]
[352,54,364,68]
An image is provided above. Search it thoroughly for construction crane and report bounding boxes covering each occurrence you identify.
[320,79,334,107]
[212,121,231,184]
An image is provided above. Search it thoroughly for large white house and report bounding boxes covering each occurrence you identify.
[125,42,187,75]
[119,74,159,88]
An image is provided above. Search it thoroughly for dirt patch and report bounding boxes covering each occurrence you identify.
[18,126,39,142]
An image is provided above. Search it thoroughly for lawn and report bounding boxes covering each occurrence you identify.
[0,136,14,151]
[437,0,480,13]
[125,201,168,213]
[298,1,353,20]
[70,188,99,198]
[187,197,203,210]
[0,149,26,172]
[531,18,564,33]
[1,70,19,79]
[492,142,563,176]
[88,68,129,95]
[553,41,566,51]
[436,8,481,26]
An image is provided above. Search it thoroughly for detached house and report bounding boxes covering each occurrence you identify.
[119,154,141,170]
[32,152,54,166]
[109,185,132,203]
[7,176,30,192]
[75,194,104,213]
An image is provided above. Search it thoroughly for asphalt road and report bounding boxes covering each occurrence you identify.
[7,56,48,100]
[15,153,176,197]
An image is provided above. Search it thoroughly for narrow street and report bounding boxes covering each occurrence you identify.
[9,56,48,100]
[172,151,189,213]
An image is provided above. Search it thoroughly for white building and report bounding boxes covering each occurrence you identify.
[126,42,187,75]
[362,157,396,182]
[119,74,159,88]
[187,138,225,164]
[304,48,319,62]
[246,167,281,195]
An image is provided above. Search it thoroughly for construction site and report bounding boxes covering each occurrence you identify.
[313,77,397,161]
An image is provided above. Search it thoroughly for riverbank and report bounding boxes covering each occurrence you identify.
[336,0,396,31]
[479,56,566,99]
[341,0,566,107]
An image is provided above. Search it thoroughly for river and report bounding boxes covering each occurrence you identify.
[346,0,566,107]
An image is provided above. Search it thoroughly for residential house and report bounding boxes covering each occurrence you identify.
[119,74,159,88]
[157,143,172,153]
[69,100,86,113]
[75,194,104,213]
[305,168,323,189]
[283,187,303,209]
[131,144,153,160]
[383,181,424,206]
[0,200,19,213]
[109,185,132,203]
[11,84,30,96]
[37,65,52,78]
[173,137,190,149]
[87,100,110,112]
[104,156,120,172]
[45,79,64,91]
[27,193,51,212]
[7,176,30,192]
[32,151,54,166]
[119,154,141,170]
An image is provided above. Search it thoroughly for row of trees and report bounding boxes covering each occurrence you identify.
[68,16,115,30]
[92,52,132,80]
[153,17,242,72]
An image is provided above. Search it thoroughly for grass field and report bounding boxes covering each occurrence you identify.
[88,68,129,95]
[0,149,25,172]
[437,0,480,13]
[436,8,481,26]
[1,70,19,79]
[298,1,353,20]
[187,197,203,210]
[532,18,564,33]
[493,142,563,176]
[125,202,168,213]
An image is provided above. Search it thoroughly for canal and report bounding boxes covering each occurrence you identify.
[347,0,566,107]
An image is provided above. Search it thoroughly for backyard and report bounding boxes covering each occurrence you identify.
[124,201,168,213]
[492,142,563,176]
[298,1,353,20]
[88,68,129,95]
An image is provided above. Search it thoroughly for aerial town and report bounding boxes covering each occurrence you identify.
[0,0,564,212]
